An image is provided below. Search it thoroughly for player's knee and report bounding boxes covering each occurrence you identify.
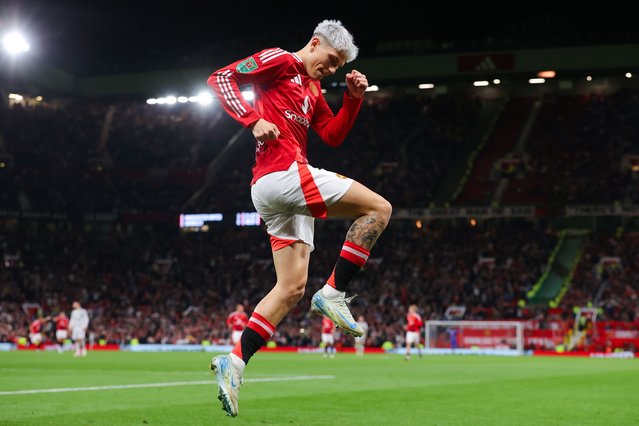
[282,278,306,305]
[286,286,306,305]
[376,197,392,225]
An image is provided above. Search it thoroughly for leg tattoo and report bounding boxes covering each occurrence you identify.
[346,213,387,250]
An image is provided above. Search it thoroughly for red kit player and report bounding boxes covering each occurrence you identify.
[321,316,336,358]
[405,305,424,360]
[226,305,249,345]
[208,20,392,417]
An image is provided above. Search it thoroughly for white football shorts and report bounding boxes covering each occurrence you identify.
[321,333,335,345]
[56,329,68,341]
[231,330,243,345]
[251,161,353,252]
[29,333,42,345]
[406,331,420,345]
[72,328,86,341]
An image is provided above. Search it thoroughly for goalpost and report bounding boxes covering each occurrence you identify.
[425,320,525,355]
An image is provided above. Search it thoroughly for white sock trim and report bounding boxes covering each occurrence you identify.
[322,284,345,298]
[229,353,246,372]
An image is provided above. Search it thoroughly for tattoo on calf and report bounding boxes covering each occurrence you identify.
[346,213,385,250]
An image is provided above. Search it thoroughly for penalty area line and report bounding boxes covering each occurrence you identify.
[0,375,335,396]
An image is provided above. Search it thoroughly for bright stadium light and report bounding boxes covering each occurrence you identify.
[625,72,632,79]
[2,32,30,55]
[418,83,435,89]
[165,96,177,105]
[177,96,188,103]
[146,98,157,105]
[197,91,213,105]
[537,70,556,78]
[473,81,489,87]
[529,78,545,84]
[493,79,501,85]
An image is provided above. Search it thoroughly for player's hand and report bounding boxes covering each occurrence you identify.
[345,70,368,99]
[251,118,280,142]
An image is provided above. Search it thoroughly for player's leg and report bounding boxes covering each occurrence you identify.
[321,333,328,357]
[212,242,311,417]
[405,334,411,360]
[55,330,64,353]
[312,180,392,336]
[328,333,335,358]
[322,334,328,357]
[356,336,365,356]
[30,333,42,351]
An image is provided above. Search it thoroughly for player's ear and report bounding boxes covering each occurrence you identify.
[310,37,321,51]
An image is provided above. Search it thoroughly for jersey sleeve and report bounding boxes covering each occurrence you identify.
[81,311,90,328]
[207,48,289,128]
[311,89,363,147]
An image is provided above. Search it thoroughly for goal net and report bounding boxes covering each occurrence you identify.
[425,320,524,355]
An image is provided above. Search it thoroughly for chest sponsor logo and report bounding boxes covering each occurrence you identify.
[284,110,310,128]
[236,57,258,73]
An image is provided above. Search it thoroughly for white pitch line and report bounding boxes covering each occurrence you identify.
[0,375,335,396]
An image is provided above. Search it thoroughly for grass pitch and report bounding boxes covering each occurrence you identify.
[0,351,637,425]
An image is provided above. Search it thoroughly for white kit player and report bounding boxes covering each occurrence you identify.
[354,315,369,356]
[69,301,89,357]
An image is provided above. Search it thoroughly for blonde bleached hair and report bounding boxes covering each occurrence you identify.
[313,19,359,63]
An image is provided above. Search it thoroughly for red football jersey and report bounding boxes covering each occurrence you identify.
[29,319,42,334]
[406,312,423,332]
[56,316,69,330]
[208,47,363,184]
[227,311,249,332]
[322,317,335,334]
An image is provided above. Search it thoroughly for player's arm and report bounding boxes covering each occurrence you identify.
[311,70,367,147]
[207,49,285,141]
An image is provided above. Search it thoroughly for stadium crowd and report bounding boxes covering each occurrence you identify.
[1,87,638,352]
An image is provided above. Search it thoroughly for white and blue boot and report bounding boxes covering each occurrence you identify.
[311,288,364,337]
[210,355,243,417]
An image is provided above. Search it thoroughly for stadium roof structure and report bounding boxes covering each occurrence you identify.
[1,2,636,76]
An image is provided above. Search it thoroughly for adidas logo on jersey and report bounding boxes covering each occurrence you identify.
[290,74,302,86]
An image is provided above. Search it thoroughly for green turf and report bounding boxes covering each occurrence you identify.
[0,351,637,425]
